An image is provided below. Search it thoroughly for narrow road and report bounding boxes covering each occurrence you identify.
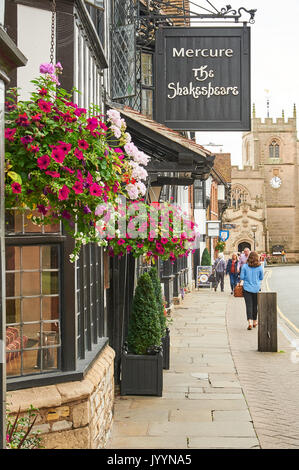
[266,265,299,334]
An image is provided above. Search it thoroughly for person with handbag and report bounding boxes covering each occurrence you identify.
[226,253,239,295]
[213,252,226,292]
[240,251,264,330]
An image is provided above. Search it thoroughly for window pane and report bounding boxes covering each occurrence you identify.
[23,323,41,350]
[23,297,41,322]
[42,296,59,321]
[6,246,21,271]
[141,89,153,118]
[6,299,21,324]
[23,350,40,375]
[42,246,59,269]
[22,272,41,296]
[5,210,23,234]
[6,272,21,297]
[42,322,60,347]
[141,53,152,86]
[22,246,40,270]
[42,272,59,295]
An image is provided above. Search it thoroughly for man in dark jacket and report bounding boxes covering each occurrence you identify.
[213,253,226,292]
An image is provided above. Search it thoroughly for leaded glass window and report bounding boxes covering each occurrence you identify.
[269,140,280,159]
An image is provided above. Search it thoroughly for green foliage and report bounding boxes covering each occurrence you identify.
[215,240,226,252]
[6,405,43,449]
[148,266,167,337]
[201,247,211,266]
[127,272,162,355]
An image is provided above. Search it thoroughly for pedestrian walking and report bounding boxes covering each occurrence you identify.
[238,247,250,275]
[281,249,287,263]
[213,252,226,292]
[240,251,264,330]
[226,252,239,294]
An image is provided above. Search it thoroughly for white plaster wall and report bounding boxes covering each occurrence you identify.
[17,5,53,100]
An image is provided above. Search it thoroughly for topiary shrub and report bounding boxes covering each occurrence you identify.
[127,272,162,355]
[201,248,211,266]
[149,267,167,338]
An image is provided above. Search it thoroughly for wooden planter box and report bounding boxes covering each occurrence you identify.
[162,328,170,370]
[120,350,163,396]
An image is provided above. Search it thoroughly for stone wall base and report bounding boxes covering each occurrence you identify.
[7,345,115,449]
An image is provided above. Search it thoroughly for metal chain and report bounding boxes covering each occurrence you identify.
[50,0,56,64]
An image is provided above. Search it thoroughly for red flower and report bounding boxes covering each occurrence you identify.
[16,113,29,127]
[74,148,84,161]
[89,183,103,197]
[74,107,87,117]
[39,87,48,96]
[37,204,48,215]
[51,147,66,164]
[78,139,89,150]
[38,100,52,113]
[29,144,40,153]
[86,117,98,131]
[11,182,22,194]
[37,155,50,170]
[58,185,70,200]
[72,180,84,194]
[57,141,72,154]
[5,128,17,141]
[31,113,42,122]
[45,171,61,178]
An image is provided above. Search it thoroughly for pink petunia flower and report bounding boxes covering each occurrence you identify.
[74,148,84,161]
[37,204,48,215]
[11,182,22,194]
[40,63,55,74]
[72,180,84,194]
[29,144,40,153]
[45,171,61,178]
[89,183,103,197]
[15,113,29,127]
[38,100,52,113]
[58,185,70,200]
[37,154,50,170]
[78,139,89,150]
[51,147,66,164]
[117,239,125,245]
[74,107,87,117]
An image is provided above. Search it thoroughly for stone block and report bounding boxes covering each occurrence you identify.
[31,423,50,434]
[8,385,62,413]
[42,427,90,450]
[51,420,73,432]
[56,380,94,404]
[72,401,90,428]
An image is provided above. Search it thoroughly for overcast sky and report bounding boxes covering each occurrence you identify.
[191,0,299,166]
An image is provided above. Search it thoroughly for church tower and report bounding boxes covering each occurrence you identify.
[223,106,299,261]
[242,106,298,259]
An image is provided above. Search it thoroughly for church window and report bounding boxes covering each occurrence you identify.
[230,186,249,210]
[269,140,280,159]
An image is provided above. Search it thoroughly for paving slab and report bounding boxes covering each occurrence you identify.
[108,288,259,449]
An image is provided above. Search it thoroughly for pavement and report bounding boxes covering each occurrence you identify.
[107,271,299,449]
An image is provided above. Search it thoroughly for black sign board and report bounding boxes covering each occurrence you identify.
[196,266,213,288]
[155,27,251,131]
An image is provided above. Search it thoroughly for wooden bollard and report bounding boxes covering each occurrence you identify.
[257,292,277,352]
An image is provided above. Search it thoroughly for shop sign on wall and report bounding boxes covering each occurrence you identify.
[155,27,251,131]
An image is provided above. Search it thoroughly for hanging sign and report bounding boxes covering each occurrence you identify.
[155,26,251,131]
[220,230,229,241]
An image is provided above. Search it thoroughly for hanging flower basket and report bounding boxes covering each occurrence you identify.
[4,63,149,261]
[103,201,199,262]
[215,240,226,252]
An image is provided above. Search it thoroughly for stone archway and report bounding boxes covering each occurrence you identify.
[238,241,251,253]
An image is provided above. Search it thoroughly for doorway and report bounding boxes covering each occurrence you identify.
[238,242,251,253]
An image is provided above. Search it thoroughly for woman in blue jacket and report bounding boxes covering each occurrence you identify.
[240,252,264,330]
